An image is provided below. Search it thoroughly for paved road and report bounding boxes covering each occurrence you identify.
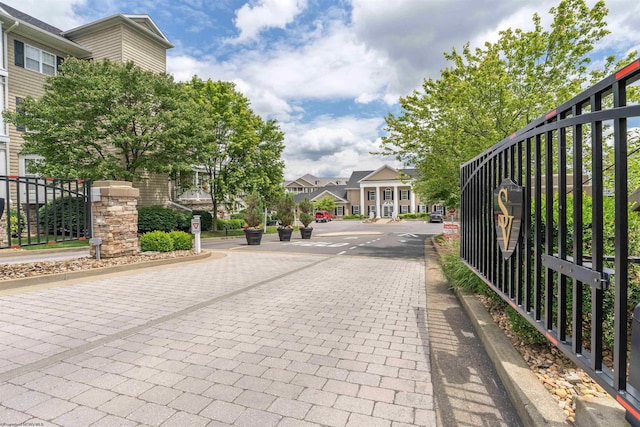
[0,221,520,426]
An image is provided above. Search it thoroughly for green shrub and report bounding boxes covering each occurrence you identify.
[175,212,192,232]
[440,250,486,294]
[9,208,26,237]
[398,213,430,220]
[140,231,174,252]
[343,214,365,220]
[138,206,178,233]
[216,218,244,230]
[506,307,547,344]
[192,210,213,231]
[230,212,244,220]
[168,231,192,250]
[38,196,86,235]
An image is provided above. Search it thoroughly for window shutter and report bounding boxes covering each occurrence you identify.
[15,97,25,131]
[14,40,24,68]
[57,56,64,73]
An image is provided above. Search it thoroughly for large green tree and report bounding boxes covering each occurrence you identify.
[184,77,284,229]
[380,0,614,206]
[4,58,192,181]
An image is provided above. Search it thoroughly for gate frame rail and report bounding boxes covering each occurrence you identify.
[460,59,640,425]
[1,175,92,249]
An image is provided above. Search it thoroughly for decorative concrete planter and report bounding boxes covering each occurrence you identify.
[300,227,313,239]
[278,227,293,241]
[244,228,264,245]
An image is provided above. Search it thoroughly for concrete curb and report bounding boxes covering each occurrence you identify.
[430,237,568,426]
[0,250,216,291]
[454,288,570,427]
[431,237,631,426]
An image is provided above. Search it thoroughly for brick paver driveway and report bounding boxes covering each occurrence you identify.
[0,250,434,426]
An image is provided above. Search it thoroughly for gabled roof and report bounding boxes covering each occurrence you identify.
[0,2,91,57]
[345,166,417,188]
[0,2,62,35]
[310,187,348,203]
[63,14,173,49]
[285,176,315,187]
[345,170,373,189]
[358,164,403,182]
[293,185,348,204]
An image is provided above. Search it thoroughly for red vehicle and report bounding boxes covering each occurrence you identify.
[314,210,333,223]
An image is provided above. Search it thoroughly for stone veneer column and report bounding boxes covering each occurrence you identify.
[90,181,139,258]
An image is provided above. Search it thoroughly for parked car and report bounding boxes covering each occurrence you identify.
[315,210,333,222]
[429,212,443,223]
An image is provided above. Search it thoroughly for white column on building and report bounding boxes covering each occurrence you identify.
[375,185,381,218]
[410,189,416,213]
[393,185,399,218]
[360,186,364,216]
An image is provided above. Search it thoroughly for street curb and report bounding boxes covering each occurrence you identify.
[454,288,570,427]
[429,237,568,426]
[0,250,216,291]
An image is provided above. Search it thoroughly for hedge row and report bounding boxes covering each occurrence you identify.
[139,230,192,252]
[137,207,216,233]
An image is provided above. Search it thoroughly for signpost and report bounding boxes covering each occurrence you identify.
[443,222,459,239]
[191,215,201,254]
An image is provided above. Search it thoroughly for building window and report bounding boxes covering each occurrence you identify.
[418,205,427,213]
[368,205,376,215]
[16,41,57,76]
[400,190,409,200]
[352,206,360,215]
[368,190,376,201]
[336,206,344,216]
[384,188,393,200]
[19,154,44,176]
[401,205,409,214]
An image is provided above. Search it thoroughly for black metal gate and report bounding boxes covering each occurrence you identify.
[0,176,92,249]
[460,59,640,424]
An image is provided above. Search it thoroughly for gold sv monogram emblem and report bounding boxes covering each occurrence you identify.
[497,188,514,246]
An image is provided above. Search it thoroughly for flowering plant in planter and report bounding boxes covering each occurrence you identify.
[298,197,314,239]
[243,192,264,245]
[276,193,295,241]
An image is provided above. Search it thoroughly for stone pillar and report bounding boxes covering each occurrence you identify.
[90,181,139,258]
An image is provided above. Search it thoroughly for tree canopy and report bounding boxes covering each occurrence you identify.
[4,58,193,181]
[314,196,337,213]
[184,77,284,229]
[379,0,622,207]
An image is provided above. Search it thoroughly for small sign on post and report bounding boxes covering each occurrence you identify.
[191,215,201,254]
[443,222,459,239]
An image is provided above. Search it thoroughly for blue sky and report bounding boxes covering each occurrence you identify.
[4,0,640,181]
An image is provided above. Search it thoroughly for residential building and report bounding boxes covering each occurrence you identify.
[0,3,173,206]
[293,165,430,218]
[285,174,348,195]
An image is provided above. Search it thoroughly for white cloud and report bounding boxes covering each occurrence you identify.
[280,115,401,180]
[0,0,88,29]
[233,0,308,43]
